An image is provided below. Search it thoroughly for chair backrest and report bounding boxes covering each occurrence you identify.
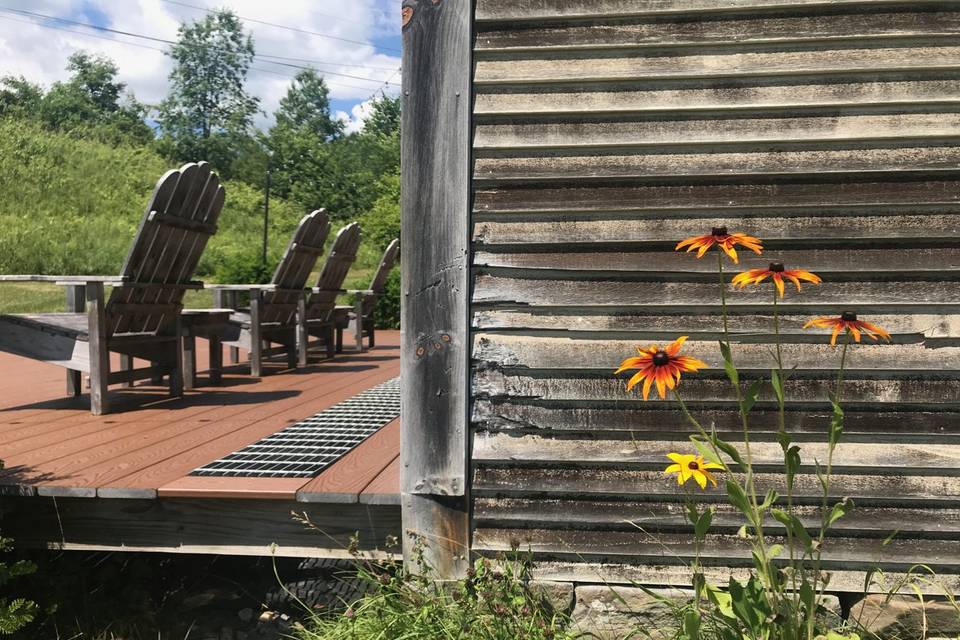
[307,222,361,320]
[106,161,225,336]
[261,209,331,325]
[361,238,400,317]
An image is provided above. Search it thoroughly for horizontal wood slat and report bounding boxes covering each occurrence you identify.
[476,9,960,51]
[472,433,960,475]
[469,0,960,581]
[474,1,953,22]
[474,47,960,86]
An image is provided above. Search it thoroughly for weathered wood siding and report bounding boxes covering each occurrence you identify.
[470,0,960,588]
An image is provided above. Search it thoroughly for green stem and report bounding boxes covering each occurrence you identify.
[806,331,851,639]
[717,252,778,606]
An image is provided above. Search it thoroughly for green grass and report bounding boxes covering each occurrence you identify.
[0,283,212,314]
[0,116,399,325]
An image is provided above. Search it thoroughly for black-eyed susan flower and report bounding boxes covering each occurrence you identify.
[731,262,822,298]
[803,311,892,346]
[675,226,763,264]
[615,336,708,400]
[664,453,723,489]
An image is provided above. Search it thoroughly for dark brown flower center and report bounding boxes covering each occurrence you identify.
[688,461,700,470]
[841,310,858,322]
[769,262,785,273]
[652,350,670,366]
[711,226,728,237]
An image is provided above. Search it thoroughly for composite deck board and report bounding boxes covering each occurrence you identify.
[0,332,401,502]
[297,417,401,503]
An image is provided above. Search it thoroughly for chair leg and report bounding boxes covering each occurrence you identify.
[354,318,363,352]
[86,282,110,416]
[181,335,196,391]
[67,370,82,397]
[297,297,308,368]
[209,336,222,385]
[336,327,344,353]
[169,327,184,398]
[65,283,85,398]
[368,325,375,349]
[326,325,335,359]
[229,345,240,364]
[250,292,263,377]
[119,354,134,388]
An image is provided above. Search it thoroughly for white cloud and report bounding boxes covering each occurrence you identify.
[335,98,377,135]
[0,0,401,129]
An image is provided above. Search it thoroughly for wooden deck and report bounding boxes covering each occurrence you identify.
[0,332,402,557]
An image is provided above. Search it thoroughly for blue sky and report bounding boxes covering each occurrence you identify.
[0,0,402,132]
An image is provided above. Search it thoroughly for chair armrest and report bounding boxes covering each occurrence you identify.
[310,287,347,295]
[207,283,277,291]
[0,276,204,290]
[0,274,127,286]
[347,289,377,297]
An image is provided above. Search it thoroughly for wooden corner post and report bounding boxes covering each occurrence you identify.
[400,0,472,578]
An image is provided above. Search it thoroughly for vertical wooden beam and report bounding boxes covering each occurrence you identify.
[65,284,85,397]
[400,0,472,578]
[86,282,110,415]
[181,334,196,390]
[119,354,134,388]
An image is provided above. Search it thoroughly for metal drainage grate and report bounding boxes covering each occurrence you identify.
[190,378,400,478]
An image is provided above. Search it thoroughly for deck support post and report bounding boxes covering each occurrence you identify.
[86,282,110,415]
[399,0,472,579]
[65,284,85,397]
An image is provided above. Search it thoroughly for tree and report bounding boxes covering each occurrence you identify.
[272,69,343,141]
[361,94,401,139]
[157,9,259,176]
[268,69,343,198]
[0,76,42,119]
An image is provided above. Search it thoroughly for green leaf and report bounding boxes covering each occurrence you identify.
[770,368,785,405]
[711,436,743,468]
[695,508,714,539]
[827,498,854,527]
[706,584,735,619]
[683,608,701,639]
[760,489,779,511]
[689,436,724,467]
[771,508,813,551]
[741,378,764,414]
[767,544,784,559]
[719,341,739,385]
[725,480,752,519]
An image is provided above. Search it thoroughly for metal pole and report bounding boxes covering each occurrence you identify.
[262,155,271,268]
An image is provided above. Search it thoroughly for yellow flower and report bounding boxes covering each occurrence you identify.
[664,453,723,489]
[803,311,892,346]
[675,226,763,264]
[615,336,708,400]
[731,262,822,298]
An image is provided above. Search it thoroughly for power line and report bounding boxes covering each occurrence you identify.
[0,13,387,94]
[160,0,401,54]
[163,0,384,34]
[0,6,399,86]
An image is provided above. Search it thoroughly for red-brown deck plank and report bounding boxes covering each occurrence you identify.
[157,476,308,500]
[359,455,401,506]
[0,332,401,502]
[296,417,401,504]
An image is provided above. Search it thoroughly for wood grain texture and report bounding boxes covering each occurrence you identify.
[467,0,960,580]
[400,0,472,577]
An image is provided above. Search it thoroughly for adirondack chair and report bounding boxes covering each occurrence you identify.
[212,209,331,377]
[301,222,362,361]
[0,162,225,415]
[336,238,399,352]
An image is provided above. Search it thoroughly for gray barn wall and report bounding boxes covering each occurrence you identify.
[468,0,960,589]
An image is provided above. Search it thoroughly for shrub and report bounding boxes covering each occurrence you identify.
[0,460,37,636]
[373,267,400,329]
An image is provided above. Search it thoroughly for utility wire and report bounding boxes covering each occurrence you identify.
[0,6,399,86]
[161,0,401,54]
[0,13,385,93]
